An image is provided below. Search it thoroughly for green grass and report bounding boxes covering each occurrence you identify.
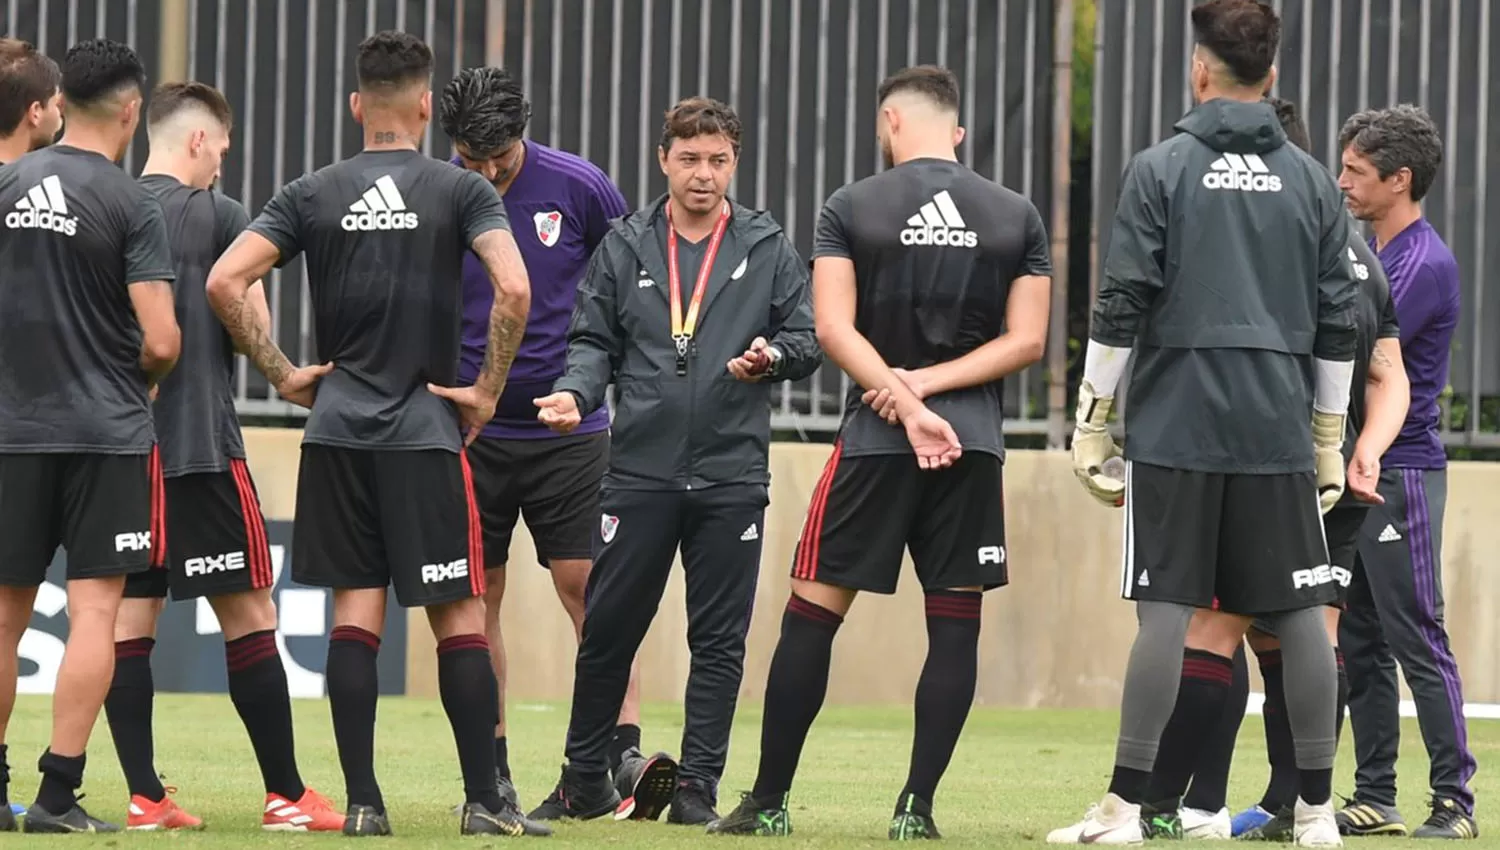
[5,695,1496,847]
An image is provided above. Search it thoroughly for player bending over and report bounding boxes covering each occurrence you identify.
[206,31,545,838]
[1050,1,1357,845]
[709,65,1050,840]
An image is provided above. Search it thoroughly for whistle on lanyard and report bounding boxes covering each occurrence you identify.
[674,335,690,376]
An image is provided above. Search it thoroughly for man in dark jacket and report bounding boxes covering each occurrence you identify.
[527,96,820,826]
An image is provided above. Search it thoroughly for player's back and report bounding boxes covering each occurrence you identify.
[820,159,1049,460]
[0,145,171,453]
[250,150,499,452]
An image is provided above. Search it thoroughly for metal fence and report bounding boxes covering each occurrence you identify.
[1093,0,1500,446]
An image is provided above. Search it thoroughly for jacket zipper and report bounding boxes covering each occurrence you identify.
[685,339,699,490]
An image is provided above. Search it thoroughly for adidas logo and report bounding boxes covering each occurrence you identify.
[1201,153,1283,193]
[1137,570,1150,587]
[340,175,419,232]
[740,523,759,542]
[900,190,977,248]
[5,174,78,236]
[1378,524,1402,543]
[1347,246,1370,281]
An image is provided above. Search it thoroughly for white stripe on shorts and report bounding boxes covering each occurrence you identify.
[1120,460,1136,598]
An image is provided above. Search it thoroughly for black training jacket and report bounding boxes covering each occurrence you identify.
[1092,98,1359,474]
[553,194,821,491]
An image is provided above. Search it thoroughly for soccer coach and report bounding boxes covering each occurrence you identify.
[528,96,820,824]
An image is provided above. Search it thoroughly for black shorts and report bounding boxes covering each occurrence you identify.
[467,431,608,568]
[1250,504,1366,634]
[0,450,163,585]
[791,445,1008,595]
[291,445,485,608]
[125,458,275,601]
[1121,461,1337,615]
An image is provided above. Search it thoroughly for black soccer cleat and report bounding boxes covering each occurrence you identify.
[460,799,553,837]
[668,778,719,825]
[342,804,392,837]
[1412,798,1479,840]
[890,792,942,840]
[1335,796,1408,836]
[706,791,792,836]
[1237,805,1294,841]
[21,801,119,833]
[452,770,519,815]
[1139,801,1184,840]
[612,748,679,821]
[527,764,620,821]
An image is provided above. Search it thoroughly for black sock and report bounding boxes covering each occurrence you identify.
[1183,643,1251,813]
[1334,648,1348,745]
[1108,766,1153,804]
[1256,649,1298,812]
[0,743,9,804]
[34,750,85,816]
[899,591,981,804]
[750,596,842,800]
[104,638,164,802]
[610,723,642,773]
[1145,649,1234,807]
[437,635,503,812]
[494,737,510,780]
[226,630,306,801]
[327,625,384,813]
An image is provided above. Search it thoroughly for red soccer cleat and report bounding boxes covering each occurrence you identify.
[263,788,345,832]
[127,788,205,831]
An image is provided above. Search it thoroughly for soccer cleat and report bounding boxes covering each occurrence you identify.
[527,764,620,821]
[613,748,679,821]
[668,778,719,825]
[1140,803,1183,840]
[1180,805,1232,839]
[127,788,204,831]
[22,799,120,833]
[1046,793,1145,844]
[890,793,942,840]
[341,804,392,837]
[1293,797,1343,847]
[1411,797,1479,840]
[705,791,792,836]
[1334,797,1407,836]
[451,770,519,814]
[264,788,344,832]
[1230,806,1274,837]
[460,799,553,836]
[1237,806,1293,842]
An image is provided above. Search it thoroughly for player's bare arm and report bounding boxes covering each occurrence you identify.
[127,280,181,383]
[206,230,333,407]
[231,281,272,357]
[1346,337,1409,504]
[912,273,1049,396]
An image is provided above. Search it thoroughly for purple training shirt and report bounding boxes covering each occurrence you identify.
[456,142,630,439]
[1374,217,1462,469]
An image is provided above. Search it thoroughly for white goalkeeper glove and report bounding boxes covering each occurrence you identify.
[1312,409,1347,514]
[1072,379,1125,507]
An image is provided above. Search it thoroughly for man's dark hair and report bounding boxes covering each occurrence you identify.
[356,30,433,93]
[877,65,961,113]
[659,96,741,154]
[1338,105,1443,202]
[440,67,529,156]
[1266,96,1310,152]
[0,37,60,135]
[1191,0,1281,88]
[147,80,233,131]
[61,38,146,109]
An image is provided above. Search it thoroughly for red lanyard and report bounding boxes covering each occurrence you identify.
[665,199,731,363]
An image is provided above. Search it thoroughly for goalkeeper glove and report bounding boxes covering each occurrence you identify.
[1072,380,1125,507]
[1312,409,1347,514]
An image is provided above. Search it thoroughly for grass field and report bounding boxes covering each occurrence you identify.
[3,695,1495,847]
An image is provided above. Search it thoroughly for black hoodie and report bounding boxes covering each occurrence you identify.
[1092,98,1358,474]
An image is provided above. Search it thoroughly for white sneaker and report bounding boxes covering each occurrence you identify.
[1294,797,1343,847]
[1047,793,1145,844]
[1181,806,1232,839]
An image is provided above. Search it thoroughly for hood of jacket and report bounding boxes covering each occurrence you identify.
[1174,97,1287,155]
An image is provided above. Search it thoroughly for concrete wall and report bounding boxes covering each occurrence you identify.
[242,429,1500,708]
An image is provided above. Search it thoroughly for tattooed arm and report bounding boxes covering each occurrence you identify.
[1354,337,1409,461]
[470,227,532,399]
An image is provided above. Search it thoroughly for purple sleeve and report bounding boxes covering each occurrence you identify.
[1393,264,1459,348]
[583,170,630,252]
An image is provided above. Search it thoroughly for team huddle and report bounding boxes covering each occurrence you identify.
[0,0,1477,842]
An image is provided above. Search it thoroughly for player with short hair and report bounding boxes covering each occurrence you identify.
[97,80,343,833]
[709,64,1051,839]
[1332,104,1476,840]
[0,38,179,833]
[205,30,546,837]
[1049,1,1356,845]
[0,37,61,163]
[437,67,656,812]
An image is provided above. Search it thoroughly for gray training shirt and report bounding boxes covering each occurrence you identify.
[0,145,176,454]
[140,175,251,477]
[247,149,510,453]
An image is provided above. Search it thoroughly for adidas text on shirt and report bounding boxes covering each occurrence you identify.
[1201,153,1283,193]
[5,174,79,235]
[340,175,419,232]
[899,189,978,247]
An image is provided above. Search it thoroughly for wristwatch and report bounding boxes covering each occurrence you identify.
[763,345,783,376]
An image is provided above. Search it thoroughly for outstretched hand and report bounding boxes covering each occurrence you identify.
[534,391,582,434]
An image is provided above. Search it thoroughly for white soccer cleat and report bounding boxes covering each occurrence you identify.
[1294,797,1344,847]
[1046,793,1145,844]
[1181,806,1232,839]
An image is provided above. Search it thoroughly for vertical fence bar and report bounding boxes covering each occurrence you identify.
[1047,0,1074,448]
[548,0,560,148]
[237,0,257,403]
[1469,0,1490,440]
[579,0,593,161]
